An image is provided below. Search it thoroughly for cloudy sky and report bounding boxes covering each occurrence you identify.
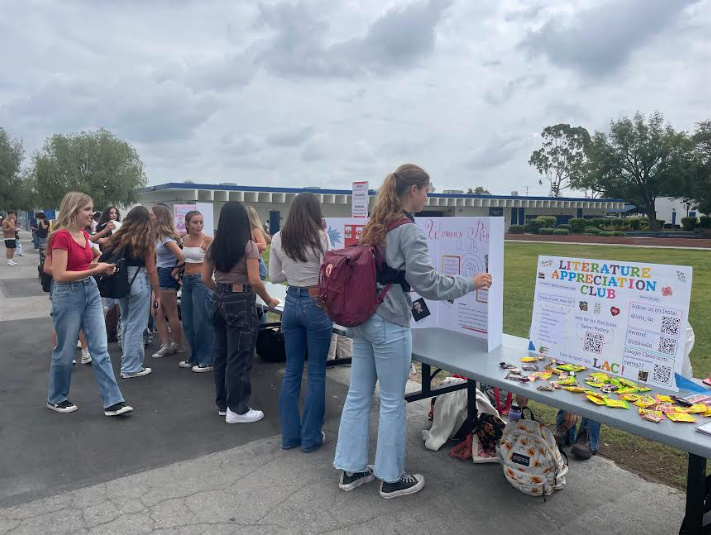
[1,0,709,195]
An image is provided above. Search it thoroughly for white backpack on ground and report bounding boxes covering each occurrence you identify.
[496,414,568,498]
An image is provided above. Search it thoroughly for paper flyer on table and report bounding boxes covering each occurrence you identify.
[529,256,693,391]
[325,217,504,351]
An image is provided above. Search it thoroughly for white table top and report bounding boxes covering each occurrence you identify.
[411,328,711,459]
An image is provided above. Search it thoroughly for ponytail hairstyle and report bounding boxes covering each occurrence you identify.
[151,205,180,243]
[46,191,93,253]
[360,164,430,245]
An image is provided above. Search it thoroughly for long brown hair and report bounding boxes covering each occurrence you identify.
[280,193,324,262]
[152,205,180,242]
[105,206,154,259]
[360,164,430,245]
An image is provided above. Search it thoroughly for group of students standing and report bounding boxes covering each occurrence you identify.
[42,163,496,500]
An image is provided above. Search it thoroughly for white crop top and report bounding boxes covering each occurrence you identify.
[182,236,209,264]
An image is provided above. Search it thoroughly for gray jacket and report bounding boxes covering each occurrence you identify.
[376,222,477,327]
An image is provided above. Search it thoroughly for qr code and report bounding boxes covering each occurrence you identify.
[658,336,677,356]
[653,364,672,386]
[584,332,604,354]
[661,316,680,336]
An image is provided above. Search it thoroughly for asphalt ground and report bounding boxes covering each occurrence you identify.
[0,312,348,507]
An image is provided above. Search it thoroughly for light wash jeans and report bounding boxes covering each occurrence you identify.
[118,267,151,375]
[334,314,412,483]
[280,287,333,452]
[181,274,214,366]
[48,277,125,409]
[556,410,601,451]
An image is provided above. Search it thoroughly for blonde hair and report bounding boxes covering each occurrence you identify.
[360,164,430,245]
[46,191,93,252]
[152,205,180,242]
[247,206,263,231]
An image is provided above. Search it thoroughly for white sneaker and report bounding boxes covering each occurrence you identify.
[218,410,227,416]
[178,360,193,368]
[192,364,214,373]
[80,349,92,364]
[170,343,183,354]
[121,367,152,379]
[152,344,174,358]
[226,407,264,424]
[76,341,82,350]
[7,260,17,266]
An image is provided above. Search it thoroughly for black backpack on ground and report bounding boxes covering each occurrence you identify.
[97,247,140,299]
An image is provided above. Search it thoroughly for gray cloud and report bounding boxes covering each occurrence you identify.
[265,126,315,147]
[485,75,546,105]
[465,135,527,171]
[255,0,453,78]
[520,0,699,78]
[301,133,332,162]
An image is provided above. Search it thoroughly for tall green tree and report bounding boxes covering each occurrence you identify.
[466,186,491,194]
[691,121,711,214]
[584,112,694,230]
[528,124,591,197]
[32,129,147,209]
[0,127,37,211]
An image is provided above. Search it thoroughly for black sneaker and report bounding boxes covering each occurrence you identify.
[338,466,375,491]
[553,422,570,447]
[571,427,596,460]
[47,400,78,413]
[104,402,134,417]
[379,473,425,499]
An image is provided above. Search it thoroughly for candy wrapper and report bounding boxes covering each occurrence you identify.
[639,409,664,423]
[500,362,518,370]
[505,373,530,383]
[521,356,540,363]
[667,412,697,423]
[687,404,709,414]
[563,387,585,393]
[619,393,642,403]
[589,372,611,384]
[702,408,711,418]
[604,399,630,409]
[537,385,555,392]
[616,387,640,395]
[656,394,674,404]
[587,395,607,405]
[557,377,579,387]
[585,381,605,388]
[522,364,539,372]
[634,395,656,409]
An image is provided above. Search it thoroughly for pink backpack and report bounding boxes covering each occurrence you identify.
[318,219,412,327]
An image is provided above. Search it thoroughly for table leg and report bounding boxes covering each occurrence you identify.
[683,453,707,535]
[466,379,478,424]
[422,363,432,397]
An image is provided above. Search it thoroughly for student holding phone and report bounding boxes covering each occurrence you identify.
[46,192,132,416]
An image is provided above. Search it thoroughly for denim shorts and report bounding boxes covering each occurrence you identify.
[157,266,180,291]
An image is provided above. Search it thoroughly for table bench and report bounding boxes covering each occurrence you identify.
[405,328,711,535]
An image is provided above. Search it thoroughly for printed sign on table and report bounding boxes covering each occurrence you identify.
[529,256,693,391]
[326,217,504,351]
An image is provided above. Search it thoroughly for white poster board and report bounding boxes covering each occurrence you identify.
[529,256,693,391]
[325,217,504,351]
[173,204,193,234]
[351,181,369,218]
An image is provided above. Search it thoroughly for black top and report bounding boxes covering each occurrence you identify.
[36,220,49,239]
[124,244,146,267]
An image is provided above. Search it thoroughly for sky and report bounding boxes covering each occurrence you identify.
[1,0,709,196]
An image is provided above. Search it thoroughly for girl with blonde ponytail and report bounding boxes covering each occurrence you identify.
[334,164,493,499]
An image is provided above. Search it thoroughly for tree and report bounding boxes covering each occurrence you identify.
[32,129,147,209]
[0,127,37,211]
[466,186,491,194]
[584,112,695,230]
[690,121,711,214]
[529,124,591,197]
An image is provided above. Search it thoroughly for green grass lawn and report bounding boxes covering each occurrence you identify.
[503,242,711,489]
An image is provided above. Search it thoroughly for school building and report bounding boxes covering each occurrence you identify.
[138,183,625,233]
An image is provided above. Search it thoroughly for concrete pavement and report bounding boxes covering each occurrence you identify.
[0,237,688,534]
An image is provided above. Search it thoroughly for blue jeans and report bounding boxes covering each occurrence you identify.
[334,314,412,483]
[556,410,601,451]
[258,258,267,281]
[181,274,214,366]
[48,278,125,409]
[118,267,151,375]
[280,287,334,451]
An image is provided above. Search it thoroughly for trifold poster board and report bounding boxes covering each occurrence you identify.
[173,203,215,237]
[325,217,504,351]
[529,256,693,391]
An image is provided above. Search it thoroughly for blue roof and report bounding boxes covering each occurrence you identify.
[142,182,624,203]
